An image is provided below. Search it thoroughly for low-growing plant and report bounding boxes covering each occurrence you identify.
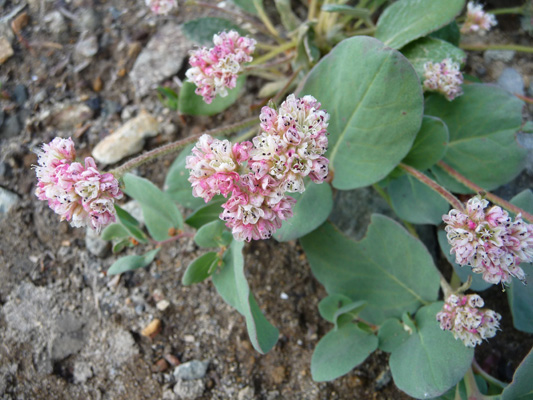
[34,0,533,398]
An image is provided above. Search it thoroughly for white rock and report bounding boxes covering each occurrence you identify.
[0,187,19,216]
[156,300,170,311]
[75,34,99,59]
[92,110,159,164]
[173,380,205,399]
[173,360,208,380]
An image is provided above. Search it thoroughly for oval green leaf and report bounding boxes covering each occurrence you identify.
[389,302,474,399]
[182,17,245,46]
[311,323,378,382]
[178,76,246,116]
[182,252,219,286]
[502,347,533,400]
[212,240,279,353]
[123,174,184,242]
[274,182,333,242]
[185,197,226,229]
[430,22,461,46]
[194,220,230,248]
[427,84,526,193]
[101,223,130,241]
[402,37,466,80]
[401,115,449,171]
[389,173,450,225]
[300,215,440,325]
[115,205,148,243]
[107,248,160,276]
[378,318,410,353]
[375,0,465,49]
[300,36,423,190]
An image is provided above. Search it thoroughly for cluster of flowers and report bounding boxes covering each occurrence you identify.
[186,94,330,241]
[437,293,501,347]
[186,30,256,104]
[145,0,177,15]
[443,196,533,285]
[34,138,123,232]
[461,2,497,35]
[423,58,464,101]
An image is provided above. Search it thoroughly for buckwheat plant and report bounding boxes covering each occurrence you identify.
[35,0,533,398]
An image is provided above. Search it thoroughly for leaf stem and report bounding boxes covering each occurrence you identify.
[489,6,525,15]
[253,0,282,40]
[250,40,297,66]
[437,161,533,223]
[472,358,508,390]
[150,231,195,246]
[464,367,486,400]
[111,117,258,178]
[398,163,465,211]
[460,42,533,54]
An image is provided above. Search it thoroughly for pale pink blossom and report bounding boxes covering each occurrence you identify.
[437,293,501,347]
[443,195,533,285]
[146,0,177,15]
[423,58,464,101]
[185,30,256,104]
[34,138,123,232]
[461,2,497,35]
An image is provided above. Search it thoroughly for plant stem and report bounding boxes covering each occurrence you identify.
[253,0,282,40]
[437,161,533,223]
[460,43,533,54]
[111,117,258,178]
[271,66,303,104]
[308,0,319,21]
[514,93,533,105]
[398,163,465,211]
[464,367,486,400]
[250,40,296,65]
[489,6,525,15]
[150,231,195,246]
[472,358,508,390]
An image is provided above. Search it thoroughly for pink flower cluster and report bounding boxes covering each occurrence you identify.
[145,0,177,15]
[443,196,533,285]
[186,94,330,241]
[423,58,464,101]
[437,293,501,347]
[461,2,497,35]
[34,137,123,232]
[185,30,256,104]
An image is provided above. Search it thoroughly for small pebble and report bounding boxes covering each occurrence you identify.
[157,300,170,311]
[497,67,525,96]
[280,292,289,300]
[141,318,162,338]
[183,335,195,343]
[152,358,169,373]
[173,360,209,380]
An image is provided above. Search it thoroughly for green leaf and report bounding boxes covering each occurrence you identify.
[124,174,183,241]
[311,323,378,382]
[389,173,450,225]
[430,22,461,46]
[178,76,246,116]
[427,84,526,193]
[401,115,449,171]
[185,197,226,229]
[212,240,279,353]
[123,174,184,242]
[194,220,231,248]
[275,0,301,31]
[182,252,219,285]
[375,0,465,49]
[112,238,133,254]
[378,318,410,353]
[232,0,258,15]
[402,37,466,80]
[501,347,533,400]
[107,248,160,275]
[507,190,533,333]
[115,205,148,243]
[165,144,206,210]
[157,87,179,110]
[318,293,356,323]
[101,223,130,241]
[333,300,368,329]
[321,4,371,19]
[182,17,246,46]
[300,36,423,190]
[274,182,333,242]
[300,215,440,325]
[389,302,474,399]
[437,229,492,291]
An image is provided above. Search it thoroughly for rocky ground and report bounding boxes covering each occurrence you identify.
[0,0,532,399]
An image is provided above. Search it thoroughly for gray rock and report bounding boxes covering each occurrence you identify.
[497,67,524,96]
[77,9,100,32]
[0,187,19,215]
[85,227,110,257]
[44,11,67,35]
[238,386,255,400]
[484,49,515,63]
[130,23,193,97]
[12,84,28,105]
[49,314,85,360]
[173,360,209,381]
[0,21,14,45]
[121,200,145,224]
[33,89,48,105]
[73,362,93,383]
[0,114,21,138]
[92,110,159,164]
[75,34,99,59]
[49,104,94,130]
[173,379,205,399]
[517,131,533,150]
[107,329,139,366]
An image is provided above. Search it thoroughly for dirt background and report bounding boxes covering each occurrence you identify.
[0,0,532,399]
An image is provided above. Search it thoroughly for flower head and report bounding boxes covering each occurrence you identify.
[423,58,464,101]
[437,293,501,347]
[461,2,497,35]
[35,138,123,232]
[145,0,177,15]
[185,30,256,104]
[443,195,533,285]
